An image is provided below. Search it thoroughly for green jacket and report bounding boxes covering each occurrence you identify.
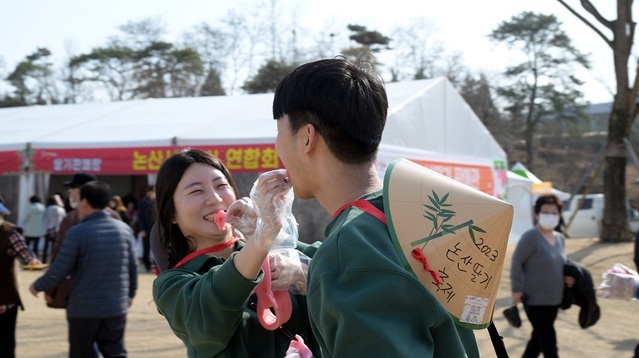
[306,191,480,357]
[153,241,321,358]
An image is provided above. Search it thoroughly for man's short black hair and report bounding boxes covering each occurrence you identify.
[80,181,111,210]
[272,56,388,164]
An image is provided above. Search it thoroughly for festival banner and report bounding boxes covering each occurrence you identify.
[32,144,282,174]
[409,159,497,198]
[0,151,23,175]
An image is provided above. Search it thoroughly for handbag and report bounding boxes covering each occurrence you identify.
[45,276,72,309]
[503,305,522,328]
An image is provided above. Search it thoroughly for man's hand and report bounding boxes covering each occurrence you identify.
[27,258,42,266]
[29,283,39,298]
[269,251,309,293]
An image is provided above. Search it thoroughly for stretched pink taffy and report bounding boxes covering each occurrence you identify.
[254,257,292,330]
[214,210,226,231]
[286,334,313,358]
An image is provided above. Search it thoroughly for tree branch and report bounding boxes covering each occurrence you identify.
[556,0,613,48]
[580,0,615,30]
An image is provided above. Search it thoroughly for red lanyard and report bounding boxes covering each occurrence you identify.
[333,199,387,224]
[174,237,240,269]
[333,198,441,285]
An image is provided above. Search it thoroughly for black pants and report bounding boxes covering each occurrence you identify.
[68,315,127,358]
[0,305,18,358]
[25,236,41,258]
[522,304,559,358]
[42,230,56,263]
[142,234,151,271]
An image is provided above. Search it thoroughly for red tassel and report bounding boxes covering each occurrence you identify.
[411,248,441,285]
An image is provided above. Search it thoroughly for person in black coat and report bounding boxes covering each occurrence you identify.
[136,185,156,272]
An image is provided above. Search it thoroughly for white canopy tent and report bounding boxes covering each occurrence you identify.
[1,77,514,226]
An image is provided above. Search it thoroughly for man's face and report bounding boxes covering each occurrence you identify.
[275,115,312,199]
[67,187,81,208]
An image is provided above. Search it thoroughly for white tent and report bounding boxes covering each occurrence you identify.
[506,171,534,242]
[378,78,508,198]
[0,77,510,223]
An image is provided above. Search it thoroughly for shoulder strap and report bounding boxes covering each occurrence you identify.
[488,321,510,357]
[333,199,387,224]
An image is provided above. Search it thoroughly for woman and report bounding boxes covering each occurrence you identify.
[152,149,320,358]
[511,194,574,358]
[109,195,130,226]
[42,195,67,263]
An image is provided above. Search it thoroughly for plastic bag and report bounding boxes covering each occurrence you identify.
[598,263,639,300]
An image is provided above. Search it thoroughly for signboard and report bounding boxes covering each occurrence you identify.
[384,158,513,329]
[410,159,501,198]
[0,151,23,175]
[32,144,282,174]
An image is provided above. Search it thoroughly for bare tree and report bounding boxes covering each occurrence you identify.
[557,0,637,242]
[388,18,443,82]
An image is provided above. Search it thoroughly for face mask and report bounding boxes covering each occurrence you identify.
[0,217,4,225]
[69,199,78,209]
[538,213,559,230]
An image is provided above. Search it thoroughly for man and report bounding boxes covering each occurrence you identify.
[50,173,121,262]
[272,57,479,357]
[0,202,41,358]
[136,185,156,272]
[30,180,138,358]
[46,173,122,308]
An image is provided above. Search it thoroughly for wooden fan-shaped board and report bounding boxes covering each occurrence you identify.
[384,158,513,329]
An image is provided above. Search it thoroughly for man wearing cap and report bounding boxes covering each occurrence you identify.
[29,180,137,358]
[0,201,42,357]
[45,173,121,307]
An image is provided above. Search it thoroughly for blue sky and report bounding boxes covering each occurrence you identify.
[0,0,619,103]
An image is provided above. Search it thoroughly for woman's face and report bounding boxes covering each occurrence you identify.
[537,203,560,217]
[172,163,237,241]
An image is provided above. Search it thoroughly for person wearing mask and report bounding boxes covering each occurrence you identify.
[0,201,42,358]
[30,181,138,358]
[511,194,575,358]
[270,57,478,357]
[152,149,319,357]
[22,195,46,260]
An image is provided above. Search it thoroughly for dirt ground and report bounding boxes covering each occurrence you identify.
[13,237,639,357]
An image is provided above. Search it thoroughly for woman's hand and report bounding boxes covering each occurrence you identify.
[226,197,257,238]
[565,275,576,288]
[512,292,523,304]
[249,170,294,251]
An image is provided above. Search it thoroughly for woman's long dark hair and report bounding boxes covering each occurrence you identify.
[155,149,239,268]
